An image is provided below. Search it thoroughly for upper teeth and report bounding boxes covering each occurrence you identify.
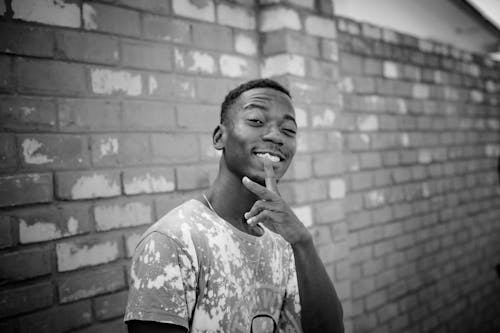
[256,153,280,162]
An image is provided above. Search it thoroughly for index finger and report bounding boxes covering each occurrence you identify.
[264,161,279,195]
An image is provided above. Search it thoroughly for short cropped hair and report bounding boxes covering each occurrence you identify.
[220,78,291,124]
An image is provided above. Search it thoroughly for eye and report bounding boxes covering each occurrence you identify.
[247,118,264,126]
[282,128,296,137]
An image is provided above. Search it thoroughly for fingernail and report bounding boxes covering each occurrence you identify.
[242,177,249,183]
[244,212,249,219]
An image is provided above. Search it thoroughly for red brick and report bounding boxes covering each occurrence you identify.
[17,59,86,96]
[0,173,53,207]
[297,131,328,153]
[262,30,320,57]
[71,319,127,333]
[0,319,15,333]
[58,266,125,303]
[321,39,339,62]
[146,73,196,100]
[93,198,153,231]
[359,152,383,169]
[123,167,175,195]
[0,216,15,249]
[176,104,219,131]
[56,170,121,200]
[176,164,218,190]
[0,96,57,131]
[55,30,119,65]
[192,22,232,51]
[151,133,199,164]
[312,153,344,176]
[363,58,383,76]
[281,154,312,181]
[55,300,93,332]
[117,0,170,14]
[56,235,123,272]
[0,247,51,281]
[83,2,140,37]
[0,282,53,319]
[0,22,54,57]
[90,134,150,167]
[58,98,121,132]
[0,133,17,169]
[143,15,190,43]
[12,202,91,244]
[154,191,198,218]
[339,52,363,74]
[0,55,14,90]
[196,77,234,104]
[93,290,128,320]
[122,100,175,131]
[18,134,89,169]
[314,200,345,223]
[174,47,218,75]
[17,309,52,333]
[122,40,172,71]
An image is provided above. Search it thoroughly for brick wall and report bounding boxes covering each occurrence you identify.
[0,1,499,332]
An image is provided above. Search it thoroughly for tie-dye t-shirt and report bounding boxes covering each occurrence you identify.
[124,199,302,333]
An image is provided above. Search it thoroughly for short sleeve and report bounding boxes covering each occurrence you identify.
[277,248,303,333]
[124,231,197,329]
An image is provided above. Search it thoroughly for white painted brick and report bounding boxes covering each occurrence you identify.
[312,108,336,128]
[217,3,255,30]
[485,144,500,157]
[19,216,80,244]
[305,15,336,39]
[259,6,301,32]
[12,0,80,28]
[220,55,250,78]
[358,115,378,131]
[396,99,408,114]
[400,133,410,147]
[294,107,308,128]
[82,3,97,30]
[56,239,120,272]
[366,190,385,207]
[329,178,346,199]
[261,54,305,77]
[172,0,215,22]
[470,90,484,103]
[292,205,313,227]
[260,0,314,8]
[94,201,152,231]
[90,68,142,96]
[412,84,429,99]
[418,149,432,164]
[70,173,121,199]
[123,169,175,195]
[175,48,217,74]
[235,32,258,56]
[383,61,399,79]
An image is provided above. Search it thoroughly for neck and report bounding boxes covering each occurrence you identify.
[205,162,258,233]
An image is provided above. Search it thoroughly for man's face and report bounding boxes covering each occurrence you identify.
[220,87,297,185]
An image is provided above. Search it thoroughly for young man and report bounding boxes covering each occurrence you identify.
[125,79,344,333]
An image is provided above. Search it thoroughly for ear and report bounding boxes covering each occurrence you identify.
[212,124,225,150]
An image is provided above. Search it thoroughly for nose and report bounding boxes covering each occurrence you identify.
[262,124,284,145]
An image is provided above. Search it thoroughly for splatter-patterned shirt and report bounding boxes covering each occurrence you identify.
[124,199,302,333]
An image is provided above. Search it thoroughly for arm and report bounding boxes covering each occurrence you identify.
[243,163,344,333]
[127,321,187,333]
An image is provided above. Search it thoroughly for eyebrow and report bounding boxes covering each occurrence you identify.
[242,102,297,127]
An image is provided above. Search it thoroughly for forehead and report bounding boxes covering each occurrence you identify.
[236,87,295,114]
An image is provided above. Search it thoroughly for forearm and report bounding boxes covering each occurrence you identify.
[292,238,344,333]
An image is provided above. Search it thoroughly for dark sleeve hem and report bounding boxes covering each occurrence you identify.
[124,310,189,330]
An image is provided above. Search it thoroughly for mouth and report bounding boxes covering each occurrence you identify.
[254,151,284,163]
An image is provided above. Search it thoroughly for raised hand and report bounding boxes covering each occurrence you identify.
[242,161,311,245]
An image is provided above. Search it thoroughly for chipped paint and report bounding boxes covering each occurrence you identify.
[19,217,79,244]
[401,133,410,147]
[172,0,215,22]
[57,240,120,271]
[22,138,54,164]
[91,68,142,96]
[148,75,158,95]
[418,150,432,164]
[12,0,80,28]
[124,173,175,194]
[82,3,97,30]
[94,201,152,230]
[358,115,378,131]
[70,173,120,199]
[99,136,119,158]
[312,108,335,128]
[259,7,301,31]
[261,54,304,77]
[234,33,257,56]
[329,179,346,199]
[189,51,216,74]
[20,106,35,115]
[367,190,385,207]
[220,55,248,78]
